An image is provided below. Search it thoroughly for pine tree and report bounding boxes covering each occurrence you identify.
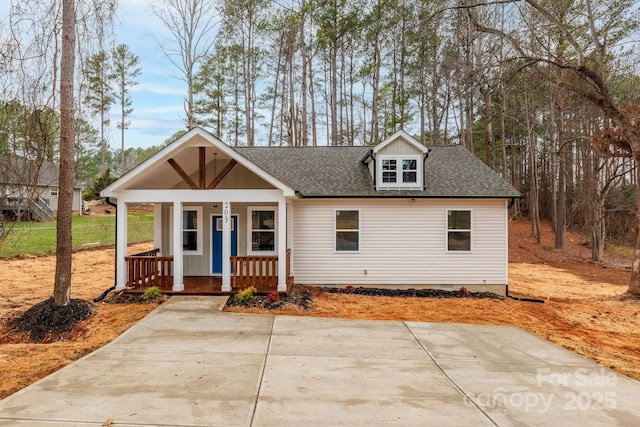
[112,44,141,176]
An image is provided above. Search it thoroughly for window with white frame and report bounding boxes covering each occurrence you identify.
[402,159,418,183]
[378,155,421,187]
[182,206,203,255]
[249,207,276,254]
[447,209,472,252]
[50,187,58,196]
[381,159,397,183]
[335,209,360,252]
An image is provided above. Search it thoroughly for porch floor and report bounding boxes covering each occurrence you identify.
[125,276,294,295]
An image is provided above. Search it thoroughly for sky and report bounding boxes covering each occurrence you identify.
[107,0,190,150]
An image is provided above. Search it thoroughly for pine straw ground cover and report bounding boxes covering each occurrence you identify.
[1,220,640,399]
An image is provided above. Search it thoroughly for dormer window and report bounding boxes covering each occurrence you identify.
[365,129,430,191]
[378,155,421,189]
[402,159,417,183]
[382,159,397,183]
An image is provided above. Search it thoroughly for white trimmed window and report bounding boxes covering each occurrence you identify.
[335,209,360,252]
[447,209,472,252]
[182,206,203,255]
[50,187,58,196]
[378,155,421,188]
[248,207,277,254]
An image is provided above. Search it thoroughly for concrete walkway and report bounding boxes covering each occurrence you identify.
[0,296,638,426]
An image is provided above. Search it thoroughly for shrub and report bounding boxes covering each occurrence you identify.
[141,286,162,301]
[235,286,257,305]
[344,285,355,294]
[267,291,280,302]
[458,286,469,297]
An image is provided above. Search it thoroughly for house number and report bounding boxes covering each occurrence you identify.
[223,202,229,223]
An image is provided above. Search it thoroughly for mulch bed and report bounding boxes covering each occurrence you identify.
[226,284,503,310]
[321,286,503,299]
[100,292,168,304]
[9,298,95,342]
[227,286,313,310]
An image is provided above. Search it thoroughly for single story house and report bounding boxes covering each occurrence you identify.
[0,155,84,221]
[101,127,521,295]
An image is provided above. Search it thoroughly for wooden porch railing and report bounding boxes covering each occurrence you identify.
[124,248,291,292]
[231,249,291,291]
[125,249,173,289]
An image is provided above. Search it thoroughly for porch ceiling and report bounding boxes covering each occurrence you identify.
[127,147,238,190]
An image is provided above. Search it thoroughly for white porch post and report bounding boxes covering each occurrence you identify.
[277,198,287,291]
[172,201,184,291]
[153,203,162,253]
[221,201,232,291]
[115,200,128,290]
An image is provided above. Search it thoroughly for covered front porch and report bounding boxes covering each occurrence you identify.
[123,248,293,294]
[101,128,298,294]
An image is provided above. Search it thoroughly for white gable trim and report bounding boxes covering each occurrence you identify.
[101,127,296,197]
[373,129,429,154]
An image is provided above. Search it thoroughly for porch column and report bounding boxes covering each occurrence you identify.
[277,198,287,291]
[172,201,184,291]
[115,200,128,290]
[153,203,162,253]
[221,201,231,291]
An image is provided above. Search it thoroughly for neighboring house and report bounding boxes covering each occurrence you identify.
[102,127,521,295]
[0,155,84,221]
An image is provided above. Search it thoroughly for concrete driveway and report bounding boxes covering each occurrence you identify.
[0,296,638,426]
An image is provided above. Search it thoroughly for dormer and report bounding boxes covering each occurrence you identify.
[362,130,430,191]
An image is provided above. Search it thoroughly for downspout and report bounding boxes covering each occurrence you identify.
[423,148,431,191]
[94,197,118,302]
[371,151,376,188]
[505,285,544,303]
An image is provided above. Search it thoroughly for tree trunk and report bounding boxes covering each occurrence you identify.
[555,102,566,250]
[54,0,76,307]
[525,92,540,242]
[300,17,308,146]
[484,88,493,167]
[628,152,640,295]
[371,37,380,144]
[591,198,605,262]
[308,45,318,146]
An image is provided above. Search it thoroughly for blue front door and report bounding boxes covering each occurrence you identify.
[212,215,238,274]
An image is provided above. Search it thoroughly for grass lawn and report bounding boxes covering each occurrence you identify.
[0,212,153,257]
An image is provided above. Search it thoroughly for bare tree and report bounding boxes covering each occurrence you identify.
[469,0,640,294]
[150,0,219,129]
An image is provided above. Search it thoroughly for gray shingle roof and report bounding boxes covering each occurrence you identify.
[235,145,521,198]
[0,155,84,189]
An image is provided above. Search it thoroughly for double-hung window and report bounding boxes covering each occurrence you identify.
[249,207,276,254]
[447,209,472,252]
[382,159,397,183]
[379,155,421,188]
[402,159,417,183]
[335,209,360,252]
[182,206,203,255]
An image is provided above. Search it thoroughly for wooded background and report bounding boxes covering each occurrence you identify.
[1,0,639,264]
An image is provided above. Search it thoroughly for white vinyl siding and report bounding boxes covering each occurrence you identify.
[292,198,507,287]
